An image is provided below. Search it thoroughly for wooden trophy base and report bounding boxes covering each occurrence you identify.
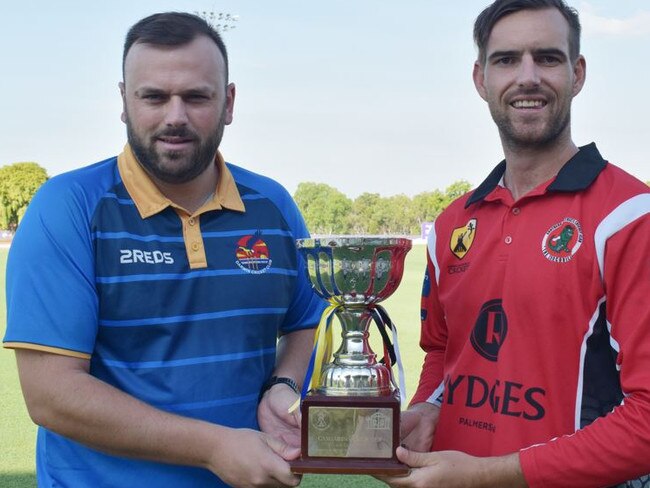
[290,393,409,475]
[290,457,408,476]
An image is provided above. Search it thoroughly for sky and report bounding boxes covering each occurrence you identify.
[2,1,649,199]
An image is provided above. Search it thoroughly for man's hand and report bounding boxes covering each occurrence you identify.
[400,402,440,452]
[209,428,301,488]
[258,383,301,449]
[380,447,526,488]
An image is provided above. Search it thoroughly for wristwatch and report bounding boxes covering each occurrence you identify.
[259,376,299,402]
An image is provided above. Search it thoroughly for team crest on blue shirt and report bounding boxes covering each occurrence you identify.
[450,218,477,259]
[235,234,272,274]
[541,217,583,263]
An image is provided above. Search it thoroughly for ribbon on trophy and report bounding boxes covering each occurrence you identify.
[289,302,337,413]
[289,300,407,413]
[372,304,407,405]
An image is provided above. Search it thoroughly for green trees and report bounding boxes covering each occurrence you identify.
[350,193,383,234]
[294,182,353,235]
[294,180,472,235]
[0,162,48,230]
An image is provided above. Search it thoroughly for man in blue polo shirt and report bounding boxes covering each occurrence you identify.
[3,12,325,488]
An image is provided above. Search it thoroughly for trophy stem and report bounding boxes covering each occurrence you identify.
[332,307,376,366]
[317,306,392,396]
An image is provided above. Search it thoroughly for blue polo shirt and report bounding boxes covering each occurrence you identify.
[4,145,325,487]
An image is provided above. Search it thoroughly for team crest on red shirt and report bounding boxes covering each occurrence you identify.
[235,234,272,274]
[541,217,583,263]
[450,218,477,259]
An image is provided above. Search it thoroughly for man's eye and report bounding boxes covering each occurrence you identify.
[538,56,561,66]
[143,94,165,101]
[496,57,514,65]
[186,94,209,102]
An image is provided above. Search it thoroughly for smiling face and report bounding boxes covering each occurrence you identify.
[473,8,585,151]
[120,35,235,184]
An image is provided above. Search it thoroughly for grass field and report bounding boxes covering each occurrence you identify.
[0,244,428,488]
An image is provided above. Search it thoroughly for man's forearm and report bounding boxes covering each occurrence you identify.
[16,349,226,469]
[478,453,527,487]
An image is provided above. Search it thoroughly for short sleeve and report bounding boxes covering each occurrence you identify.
[4,175,99,357]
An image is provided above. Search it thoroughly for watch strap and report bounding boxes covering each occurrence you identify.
[259,376,299,401]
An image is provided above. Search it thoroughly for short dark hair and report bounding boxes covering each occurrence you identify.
[122,12,229,82]
[474,0,581,64]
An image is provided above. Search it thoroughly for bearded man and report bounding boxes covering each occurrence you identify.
[4,12,324,488]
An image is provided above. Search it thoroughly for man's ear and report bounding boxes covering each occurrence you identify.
[119,81,127,124]
[572,55,586,97]
[472,61,488,102]
[224,82,236,125]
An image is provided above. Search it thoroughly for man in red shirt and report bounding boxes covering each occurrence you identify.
[384,1,650,487]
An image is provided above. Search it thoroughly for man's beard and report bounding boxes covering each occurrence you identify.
[490,91,571,151]
[495,110,571,151]
[126,109,226,184]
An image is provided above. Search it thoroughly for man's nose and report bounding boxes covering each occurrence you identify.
[516,55,541,88]
[164,96,189,126]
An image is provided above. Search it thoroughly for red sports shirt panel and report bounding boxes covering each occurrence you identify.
[412,144,650,487]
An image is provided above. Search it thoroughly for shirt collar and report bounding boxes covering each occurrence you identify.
[465,143,606,208]
[117,144,245,218]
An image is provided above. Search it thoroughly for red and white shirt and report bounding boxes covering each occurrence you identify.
[412,144,650,487]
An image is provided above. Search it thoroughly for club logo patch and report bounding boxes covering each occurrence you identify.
[235,234,272,274]
[541,218,583,263]
[450,218,477,259]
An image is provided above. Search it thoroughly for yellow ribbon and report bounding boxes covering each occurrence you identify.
[288,302,338,413]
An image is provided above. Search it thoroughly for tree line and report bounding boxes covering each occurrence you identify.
[1,162,649,236]
[293,181,473,236]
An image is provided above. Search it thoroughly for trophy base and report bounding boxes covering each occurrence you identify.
[290,457,409,475]
[290,392,408,475]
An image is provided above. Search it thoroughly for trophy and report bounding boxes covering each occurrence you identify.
[290,236,411,475]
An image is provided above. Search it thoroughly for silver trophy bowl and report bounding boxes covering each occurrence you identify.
[297,236,411,396]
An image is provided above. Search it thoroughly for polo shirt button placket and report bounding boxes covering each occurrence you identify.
[504,206,519,245]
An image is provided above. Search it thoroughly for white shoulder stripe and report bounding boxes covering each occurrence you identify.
[594,194,650,280]
[427,220,441,284]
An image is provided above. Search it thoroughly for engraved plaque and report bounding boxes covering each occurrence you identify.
[307,406,393,458]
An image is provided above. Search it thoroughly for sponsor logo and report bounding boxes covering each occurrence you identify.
[448,299,546,425]
[450,218,477,259]
[235,234,272,274]
[444,374,546,421]
[448,263,470,274]
[120,249,174,264]
[459,416,496,433]
[470,299,507,362]
[541,217,583,263]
